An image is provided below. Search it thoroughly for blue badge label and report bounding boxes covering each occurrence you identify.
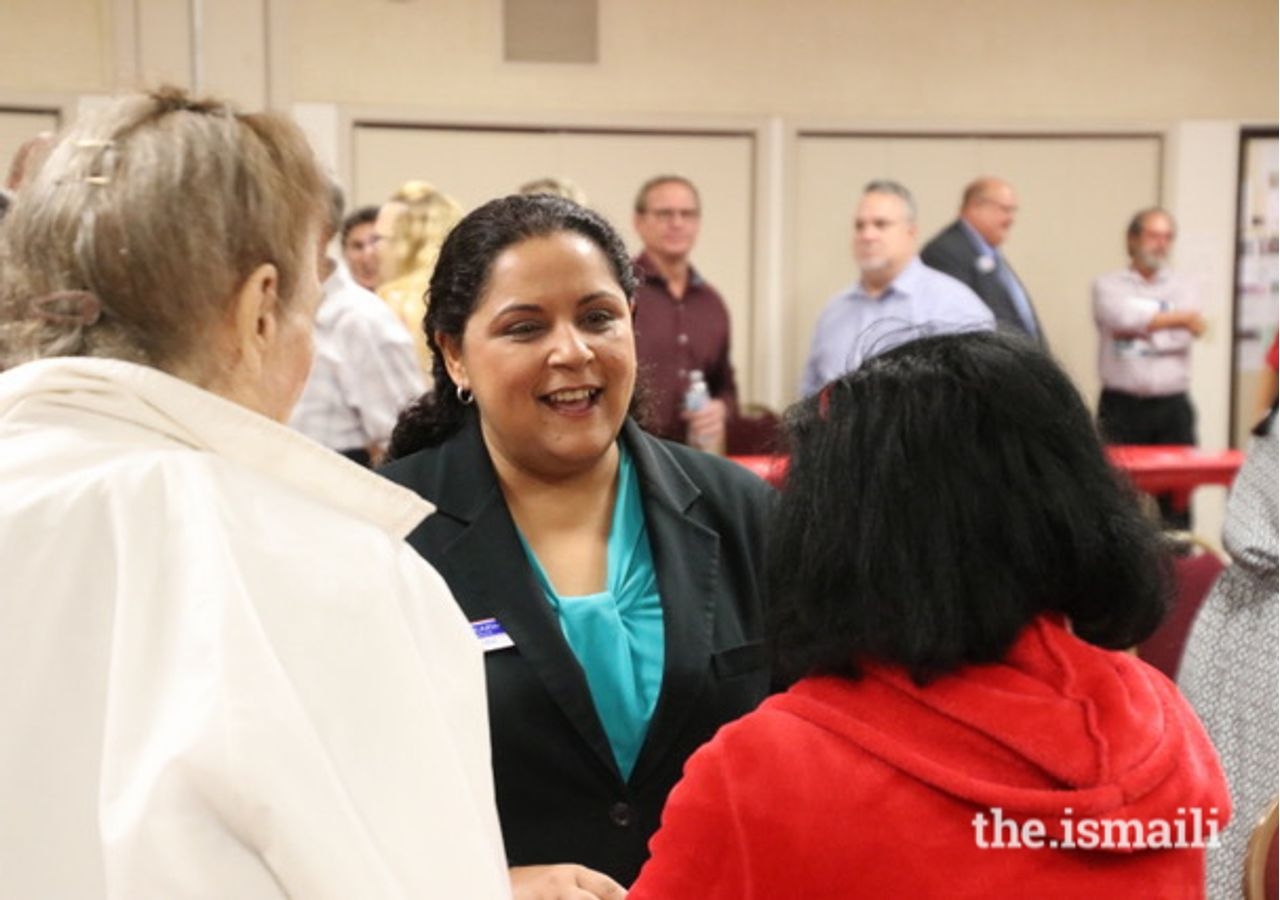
[470,617,515,652]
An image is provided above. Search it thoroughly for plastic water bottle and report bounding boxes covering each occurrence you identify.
[684,370,712,450]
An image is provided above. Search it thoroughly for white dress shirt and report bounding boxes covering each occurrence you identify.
[289,263,426,454]
[0,357,510,899]
[1092,266,1199,396]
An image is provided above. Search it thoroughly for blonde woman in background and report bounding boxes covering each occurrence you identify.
[0,89,510,899]
[518,175,588,205]
[376,180,464,376]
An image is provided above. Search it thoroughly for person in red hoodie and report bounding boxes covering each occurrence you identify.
[630,331,1230,900]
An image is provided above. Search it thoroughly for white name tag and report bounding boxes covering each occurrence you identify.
[471,617,515,652]
[1113,338,1154,358]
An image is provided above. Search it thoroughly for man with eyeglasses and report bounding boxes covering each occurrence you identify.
[800,180,993,397]
[1093,208,1204,529]
[922,177,1046,347]
[632,174,738,452]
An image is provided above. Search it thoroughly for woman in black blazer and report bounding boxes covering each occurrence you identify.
[380,194,772,897]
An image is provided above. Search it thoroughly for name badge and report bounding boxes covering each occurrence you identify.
[471,617,515,652]
[1113,338,1153,358]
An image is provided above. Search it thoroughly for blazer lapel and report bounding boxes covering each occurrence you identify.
[431,420,620,779]
[622,423,721,786]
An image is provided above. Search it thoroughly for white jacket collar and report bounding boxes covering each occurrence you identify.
[0,357,432,537]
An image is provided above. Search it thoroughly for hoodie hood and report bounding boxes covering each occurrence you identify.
[775,616,1229,849]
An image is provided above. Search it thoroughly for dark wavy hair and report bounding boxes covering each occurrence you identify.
[386,194,639,459]
[768,331,1170,686]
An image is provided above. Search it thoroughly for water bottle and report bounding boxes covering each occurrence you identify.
[684,370,712,450]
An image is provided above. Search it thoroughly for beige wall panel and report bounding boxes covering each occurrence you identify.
[878,139,985,233]
[199,0,267,109]
[288,0,1275,122]
[0,109,61,183]
[791,134,1160,402]
[135,0,192,89]
[0,0,112,92]
[353,125,757,398]
[353,127,555,209]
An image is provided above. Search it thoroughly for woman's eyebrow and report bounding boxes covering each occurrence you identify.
[577,291,623,306]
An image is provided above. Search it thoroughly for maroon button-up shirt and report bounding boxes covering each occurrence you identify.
[632,253,739,443]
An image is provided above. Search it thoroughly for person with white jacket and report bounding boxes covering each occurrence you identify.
[0,88,511,900]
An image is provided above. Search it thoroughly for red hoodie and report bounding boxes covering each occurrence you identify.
[630,617,1230,899]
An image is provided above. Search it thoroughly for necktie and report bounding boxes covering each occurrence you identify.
[995,255,1038,337]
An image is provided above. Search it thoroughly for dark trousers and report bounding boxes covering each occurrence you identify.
[1097,389,1196,529]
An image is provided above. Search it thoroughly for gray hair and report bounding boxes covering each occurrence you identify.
[863,179,917,222]
[0,87,326,376]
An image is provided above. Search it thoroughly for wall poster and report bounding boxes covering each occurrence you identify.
[1231,128,1280,447]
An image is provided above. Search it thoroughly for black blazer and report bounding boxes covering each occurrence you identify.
[380,417,773,885]
[921,220,1047,349]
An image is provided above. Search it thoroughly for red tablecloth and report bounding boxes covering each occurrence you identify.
[728,455,789,488]
[729,446,1245,509]
[1104,445,1244,512]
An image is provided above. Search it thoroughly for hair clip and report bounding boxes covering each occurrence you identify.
[72,139,117,186]
[30,290,103,327]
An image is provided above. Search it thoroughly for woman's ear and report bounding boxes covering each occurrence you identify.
[232,263,282,354]
[436,332,467,390]
[204,263,281,410]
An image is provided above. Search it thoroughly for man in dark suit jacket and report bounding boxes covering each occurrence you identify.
[921,177,1047,348]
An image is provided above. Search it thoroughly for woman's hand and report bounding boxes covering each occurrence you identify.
[509,864,628,900]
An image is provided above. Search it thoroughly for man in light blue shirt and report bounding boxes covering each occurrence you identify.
[800,180,995,397]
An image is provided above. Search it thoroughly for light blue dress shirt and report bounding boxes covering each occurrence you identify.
[519,444,665,780]
[800,256,995,397]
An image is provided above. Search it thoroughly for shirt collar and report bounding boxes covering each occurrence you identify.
[327,259,354,292]
[315,260,347,321]
[959,219,998,259]
[1125,265,1170,286]
[634,252,704,289]
[851,256,927,302]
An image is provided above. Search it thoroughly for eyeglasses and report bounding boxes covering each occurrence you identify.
[644,208,701,223]
[978,199,1019,215]
[854,217,905,232]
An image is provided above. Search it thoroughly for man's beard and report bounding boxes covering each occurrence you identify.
[1134,250,1166,272]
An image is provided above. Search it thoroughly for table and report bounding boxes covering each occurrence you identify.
[1104,445,1244,512]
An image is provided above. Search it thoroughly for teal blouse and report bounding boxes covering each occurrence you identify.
[519,445,665,779]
